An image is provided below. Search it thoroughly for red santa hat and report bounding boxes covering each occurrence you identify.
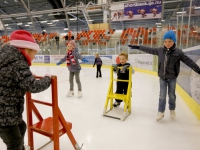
[9,30,40,52]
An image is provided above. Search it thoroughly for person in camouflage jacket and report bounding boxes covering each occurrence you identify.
[0,30,51,150]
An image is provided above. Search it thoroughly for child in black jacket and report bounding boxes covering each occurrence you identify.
[113,52,134,107]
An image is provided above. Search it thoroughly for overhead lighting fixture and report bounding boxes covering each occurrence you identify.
[32,15,43,18]
[161,20,165,22]
[176,11,186,14]
[4,24,8,26]
[157,26,161,28]
[40,21,47,23]
[16,16,27,19]
[156,23,161,25]
[64,28,68,30]
[48,13,60,16]
[193,31,197,32]
[17,23,22,25]
[195,7,200,9]
[88,20,94,21]
[67,11,80,14]
[47,22,52,24]
[6,27,11,29]
[25,25,30,26]
[2,18,12,20]
[28,22,32,24]
[52,20,59,22]
[70,18,77,20]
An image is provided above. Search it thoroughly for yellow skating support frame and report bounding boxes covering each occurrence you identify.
[102,66,132,121]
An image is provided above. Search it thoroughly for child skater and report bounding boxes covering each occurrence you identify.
[93,53,102,78]
[56,40,86,98]
[0,30,51,150]
[113,52,134,107]
[128,30,200,121]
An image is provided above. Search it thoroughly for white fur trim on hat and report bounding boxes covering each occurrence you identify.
[10,40,40,52]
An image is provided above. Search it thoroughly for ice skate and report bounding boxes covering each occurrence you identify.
[67,91,74,97]
[170,110,176,119]
[156,112,164,121]
[78,91,82,98]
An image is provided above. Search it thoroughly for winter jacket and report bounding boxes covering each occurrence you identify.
[116,63,131,80]
[139,44,200,79]
[0,45,51,126]
[93,57,102,66]
[58,48,83,72]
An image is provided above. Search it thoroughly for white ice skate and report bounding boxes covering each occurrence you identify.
[78,91,82,98]
[170,110,176,119]
[67,91,74,97]
[156,112,164,121]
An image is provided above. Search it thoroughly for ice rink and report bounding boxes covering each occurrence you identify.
[1,65,200,150]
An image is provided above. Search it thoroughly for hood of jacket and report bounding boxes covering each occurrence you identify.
[0,45,27,68]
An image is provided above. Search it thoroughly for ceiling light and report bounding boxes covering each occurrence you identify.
[64,28,68,30]
[17,23,22,25]
[28,22,32,24]
[32,15,43,18]
[6,27,11,29]
[156,23,161,25]
[176,11,186,14]
[67,11,80,14]
[47,22,52,24]
[157,26,161,28]
[16,16,27,19]
[48,13,60,16]
[4,1,8,3]
[40,21,47,23]
[25,25,30,26]
[4,24,8,26]
[70,18,77,20]
[88,20,94,21]
[161,20,165,22]
[2,18,12,20]
[52,20,59,22]
[195,7,200,9]
[193,31,197,32]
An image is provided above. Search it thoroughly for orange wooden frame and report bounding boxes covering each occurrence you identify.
[26,76,81,150]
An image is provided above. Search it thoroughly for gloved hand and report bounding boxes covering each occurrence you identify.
[56,62,61,66]
[82,57,88,63]
[198,70,200,74]
[128,45,139,49]
[112,64,118,71]
[120,65,130,73]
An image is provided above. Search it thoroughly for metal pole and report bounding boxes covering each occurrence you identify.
[179,7,184,49]
[186,0,193,48]
[176,15,178,45]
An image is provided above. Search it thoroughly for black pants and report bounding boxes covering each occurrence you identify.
[0,120,26,150]
[115,82,128,103]
[96,65,102,77]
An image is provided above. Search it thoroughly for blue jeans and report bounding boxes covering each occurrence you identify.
[0,120,26,150]
[159,78,176,112]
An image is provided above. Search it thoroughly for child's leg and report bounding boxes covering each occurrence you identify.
[159,78,167,112]
[99,65,102,77]
[74,71,82,91]
[69,72,75,91]
[168,78,176,110]
[0,123,25,150]
[115,82,123,103]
